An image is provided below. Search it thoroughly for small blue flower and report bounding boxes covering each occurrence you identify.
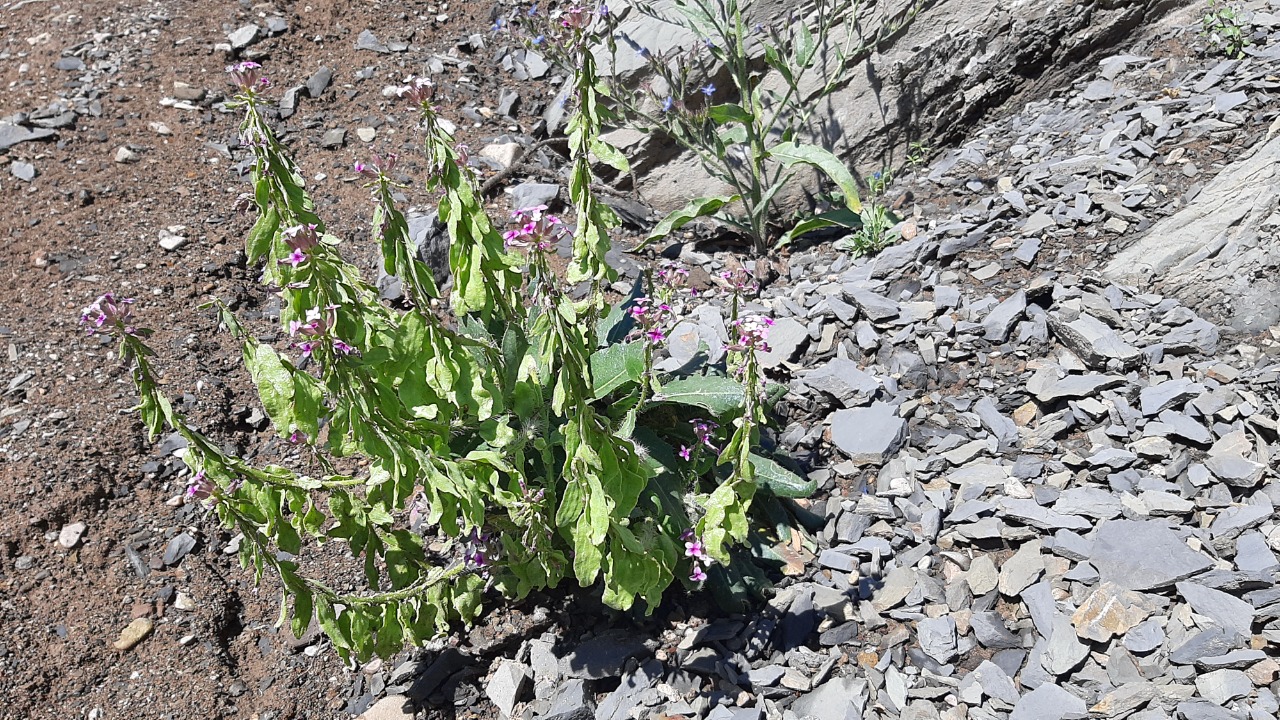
[527,4,538,16]
[704,38,715,49]
[662,96,674,112]
[533,34,545,45]
[700,83,715,96]
[636,46,651,59]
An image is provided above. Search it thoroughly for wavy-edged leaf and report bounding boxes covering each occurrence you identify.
[771,142,862,213]
[749,453,815,498]
[590,137,631,173]
[590,342,646,399]
[654,375,745,416]
[775,207,864,249]
[246,343,295,436]
[636,194,738,249]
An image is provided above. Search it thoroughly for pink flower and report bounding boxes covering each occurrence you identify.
[287,430,306,444]
[226,61,268,92]
[727,316,773,353]
[80,292,137,335]
[690,418,719,450]
[685,539,706,560]
[396,76,436,105]
[295,340,317,358]
[282,223,319,252]
[678,445,692,461]
[185,470,215,501]
[689,565,707,582]
[503,205,565,251]
[289,306,334,337]
[561,6,592,29]
[331,338,359,356]
[280,248,308,267]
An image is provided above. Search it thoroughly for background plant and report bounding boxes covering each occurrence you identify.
[88,10,813,663]
[517,0,926,254]
[1200,0,1252,59]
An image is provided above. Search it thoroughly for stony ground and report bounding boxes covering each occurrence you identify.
[3,1,1280,720]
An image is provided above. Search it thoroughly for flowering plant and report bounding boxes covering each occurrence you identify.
[97,7,812,662]
[504,0,924,254]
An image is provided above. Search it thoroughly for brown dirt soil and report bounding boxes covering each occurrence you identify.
[0,1,554,718]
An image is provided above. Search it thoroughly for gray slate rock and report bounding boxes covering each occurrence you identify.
[1194,669,1251,705]
[802,357,879,407]
[1091,520,1213,591]
[984,290,1027,342]
[228,25,261,50]
[1176,582,1255,638]
[509,182,559,211]
[0,123,56,151]
[162,532,197,565]
[845,288,899,322]
[562,630,648,679]
[829,402,906,465]
[1011,682,1088,720]
[306,67,333,97]
[1048,313,1142,370]
[789,675,867,720]
[1140,378,1204,416]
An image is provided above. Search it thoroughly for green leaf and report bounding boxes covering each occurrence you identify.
[637,195,739,249]
[245,207,280,265]
[589,137,631,173]
[654,375,746,416]
[775,207,864,249]
[771,142,862,213]
[707,103,753,125]
[246,342,295,436]
[589,342,646,399]
[749,453,815,498]
[794,21,816,67]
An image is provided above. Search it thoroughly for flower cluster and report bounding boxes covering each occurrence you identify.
[681,528,714,582]
[226,61,269,93]
[395,76,436,106]
[628,297,673,345]
[355,152,398,180]
[502,205,566,252]
[654,260,695,301]
[462,528,492,573]
[280,223,319,267]
[678,418,719,461]
[727,316,774,353]
[289,305,358,359]
[720,266,757,295]
[80,292,137,336]
[185,470,215,501]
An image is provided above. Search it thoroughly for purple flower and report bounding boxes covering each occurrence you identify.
[599,4,609,16]
[295,340,317,358]
[80,292,137,335]
[690,418,719,450]
[331,338,359,356]
[355,152,397,180]
[678,445,692,461]
[680,528,696,542]
[700,83,715,96]
[185,470,216,502]
[690,565,708,582]
[661,96,674,112]
[287,430,306,444]
[454,143,471,166]
[226,61,268,92]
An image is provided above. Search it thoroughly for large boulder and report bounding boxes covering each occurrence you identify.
[590,0,1184,215]
[1104,132,1280,334]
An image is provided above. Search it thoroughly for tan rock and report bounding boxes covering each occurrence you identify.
[1071,582,1155,642]
[1247,658,1280,686]
[358,695,414,720]
[1013,402,1037,426]
[112,618,153,651]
